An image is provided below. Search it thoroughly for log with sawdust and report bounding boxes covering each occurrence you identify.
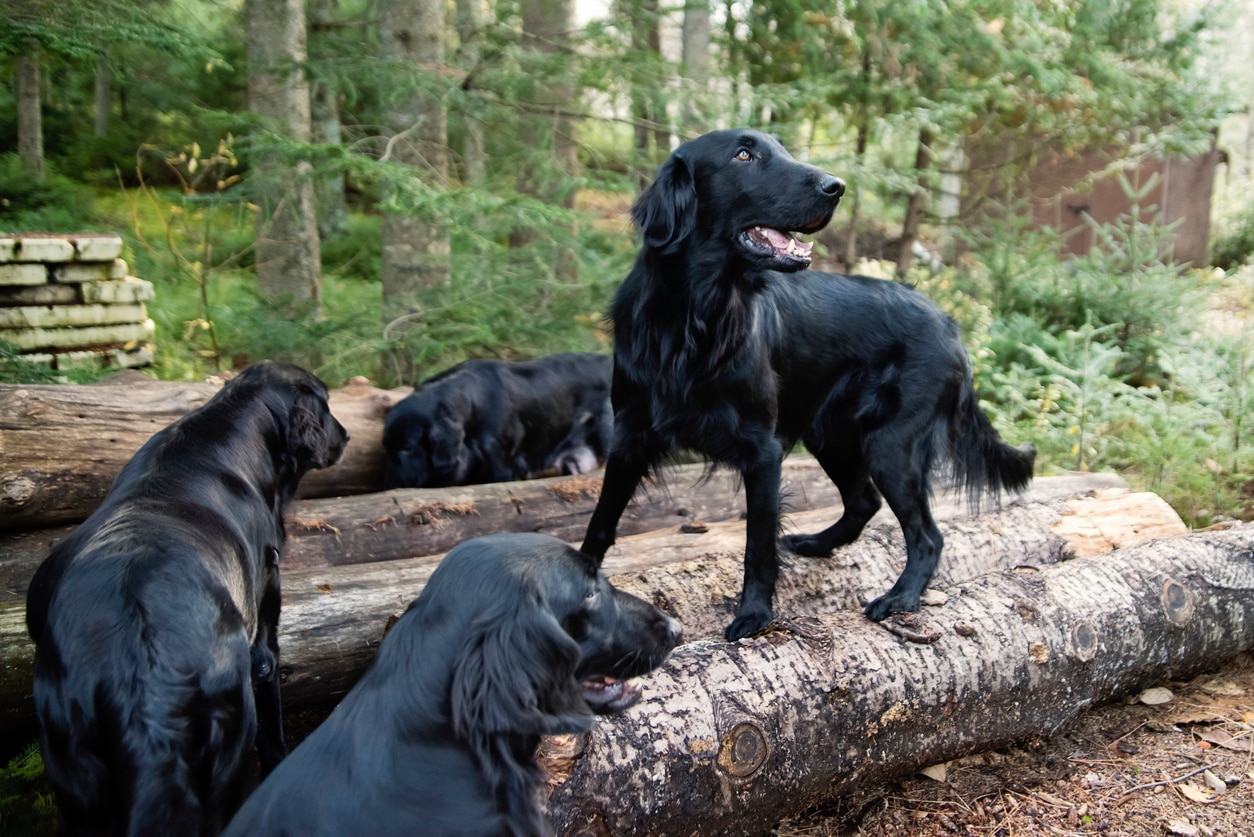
[543,523,1254,836]
[0,470,1180,741]
[0,456,847,594]
[0,376,410,531]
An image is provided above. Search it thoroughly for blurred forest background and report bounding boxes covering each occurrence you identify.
[2,0,1253,529]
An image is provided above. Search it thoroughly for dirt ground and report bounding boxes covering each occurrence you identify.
[777,652,1254,837]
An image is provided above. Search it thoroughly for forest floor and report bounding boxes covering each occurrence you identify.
[778,651,1254,837]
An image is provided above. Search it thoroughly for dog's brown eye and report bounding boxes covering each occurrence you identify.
[735,148,752,162]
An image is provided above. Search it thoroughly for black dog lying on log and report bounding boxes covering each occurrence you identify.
[25,361,348,836]
[579,129,1035,641]
[382,352,613,489]
[223,533,681,837]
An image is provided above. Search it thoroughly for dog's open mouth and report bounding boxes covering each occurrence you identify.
[739,219,826,267]
[581,674,642,713]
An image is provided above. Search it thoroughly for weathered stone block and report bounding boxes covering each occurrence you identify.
[81,278,155,305]
[50,263,114,284]
[0,302,148,330]
[4,318,155,351]
[0,264,48,287]
[0,284,78,306]
[13,237,75,262]
[71,235,124,262]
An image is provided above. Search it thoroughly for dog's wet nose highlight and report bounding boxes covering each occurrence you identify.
[821,176,846,198]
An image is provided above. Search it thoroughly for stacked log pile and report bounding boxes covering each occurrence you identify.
[0,233,154,371]
[1,376,1251,832]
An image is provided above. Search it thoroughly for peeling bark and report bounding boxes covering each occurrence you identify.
[542,525,1254,836]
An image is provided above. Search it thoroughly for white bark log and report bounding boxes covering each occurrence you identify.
[542,525,1254,836]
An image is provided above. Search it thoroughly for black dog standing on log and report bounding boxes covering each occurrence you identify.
[223,533,681,837]
[579,129,1035,641]
[25,361,348,836]
[382,352,612,489]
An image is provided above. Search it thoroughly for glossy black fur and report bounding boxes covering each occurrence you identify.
[579,129,1035,641]
[25,361,348,836]
[382,352,613,489]
[223,533,681,837]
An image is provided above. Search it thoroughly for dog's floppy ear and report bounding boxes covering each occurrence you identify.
[450,591,593,745]
[632,151,696,254]
[287,393,338,469]
[429,399,467,473]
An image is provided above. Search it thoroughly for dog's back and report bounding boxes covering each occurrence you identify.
[34,530,258,835]
[27,361,347,836]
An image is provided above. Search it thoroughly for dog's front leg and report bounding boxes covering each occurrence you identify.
[580,448,652,564]
[725,440,784,641]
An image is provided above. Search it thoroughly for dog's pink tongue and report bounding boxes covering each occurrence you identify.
[754,226,813,257]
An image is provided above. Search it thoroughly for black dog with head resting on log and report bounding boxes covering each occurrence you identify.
[579,129,1035,641]
[223,532,681,837]
[25,361,348,836]
[382,352,612,489]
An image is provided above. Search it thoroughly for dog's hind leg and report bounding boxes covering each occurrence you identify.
[861,455,943,622]
[782,437,882,557]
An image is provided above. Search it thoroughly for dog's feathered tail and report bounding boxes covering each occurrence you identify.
[948,384,1035,511]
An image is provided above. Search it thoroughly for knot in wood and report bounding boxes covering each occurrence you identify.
[1160,578,1195,628]
[1070,621,1098,662]
[719,721,769,778]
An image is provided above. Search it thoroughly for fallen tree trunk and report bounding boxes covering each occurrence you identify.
[0,476,1186,742]
[0,457,838,594]
[0,460,1132,598]
[0,377,409,531]
[542,524,1254,837]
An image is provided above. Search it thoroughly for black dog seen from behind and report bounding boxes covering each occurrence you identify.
[579,129,1035,641]
[25,361,348,836]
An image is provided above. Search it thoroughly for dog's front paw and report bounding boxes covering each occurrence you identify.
[725,607,774,641]
[780,533,832,558]
[863,590,921,622]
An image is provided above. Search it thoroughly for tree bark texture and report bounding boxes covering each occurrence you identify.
[16,48,45,182]
[512,0,580,283]
[543,524,1254,837]
[0,476,1173,740]
[0,378,408,531]
[896,127,933,279]
[245,0,323,313]
[378,0,451,345]
[680,0,711,132]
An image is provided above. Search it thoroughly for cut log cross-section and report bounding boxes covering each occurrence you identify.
[543,524,1254,837]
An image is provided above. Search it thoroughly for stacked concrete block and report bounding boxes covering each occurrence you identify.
[0,233,155,370]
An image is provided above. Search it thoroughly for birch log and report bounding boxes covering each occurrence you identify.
[0,377,409,531]
[542,524,1254,837]
[0,476,1174,740]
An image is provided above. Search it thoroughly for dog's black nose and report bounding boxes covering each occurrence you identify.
[820,176,846,198]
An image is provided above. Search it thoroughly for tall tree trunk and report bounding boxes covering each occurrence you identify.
[680,0,711,134]
[896,127,933,279]
[511,0,579,283]
[309,0,346,238]
[627,0,664,189]
[93,51,111,139]
[245,0,323,317]
[454,0,487,185]
[378,0,451,382]
[15,46,45,182]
